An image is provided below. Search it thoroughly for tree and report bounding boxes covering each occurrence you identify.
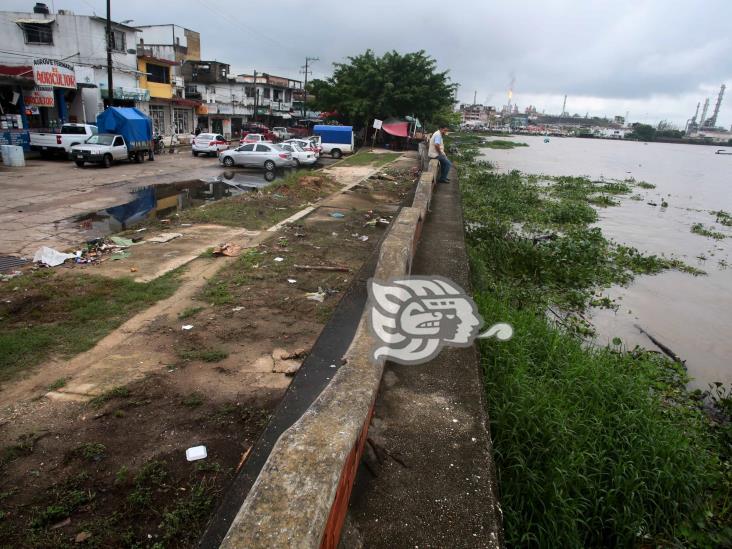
[307,50,457,129]
[627,123,656,141]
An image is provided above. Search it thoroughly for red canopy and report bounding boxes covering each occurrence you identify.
[382,120,409,137]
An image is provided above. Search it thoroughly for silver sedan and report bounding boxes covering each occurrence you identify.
[219,143,294,170]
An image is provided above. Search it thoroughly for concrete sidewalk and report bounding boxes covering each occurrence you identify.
[344,175,504,548]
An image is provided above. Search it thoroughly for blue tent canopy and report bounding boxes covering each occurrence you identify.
[96,107,152,149]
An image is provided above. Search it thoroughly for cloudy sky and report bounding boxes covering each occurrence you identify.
[6,0,732,127]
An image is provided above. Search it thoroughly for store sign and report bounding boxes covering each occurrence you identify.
[24,86,55,107]
[73,66,94,85]
[99,85,150,102]
[33,58,76,89]
[217,103,233,115]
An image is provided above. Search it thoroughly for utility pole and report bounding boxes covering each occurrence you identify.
[301,56,318,118]
[105,0,113,108]
[252,70,257,123]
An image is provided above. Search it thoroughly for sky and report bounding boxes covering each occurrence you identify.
[5,0,732,128]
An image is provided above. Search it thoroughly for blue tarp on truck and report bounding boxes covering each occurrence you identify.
[96,107,153,151]
[313,125,353,145]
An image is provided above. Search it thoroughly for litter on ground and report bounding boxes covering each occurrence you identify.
[305,287,326,303]
[186,445,207,461]
[212,242,242,257]
[181,325,194,330]
[329,212,345,219]
[274,257,284,262]
[110,236,135,247]
[33,246,76,267]
[110,251,130,261]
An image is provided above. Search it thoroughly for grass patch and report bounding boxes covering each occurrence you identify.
[459,145,731,546]
[0,270,181,385]
[691,222,727,240]
[178,306,204,319]
[482,139,529,149]
[88,385,131,408]
[181,392,204,408]
[158,481,215,544]
[47,377,68,391]
[70,442,106,462]
[336,150,400,167]
[179,171,338,228]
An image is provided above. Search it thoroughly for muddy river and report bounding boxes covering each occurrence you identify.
[481,135,732,390]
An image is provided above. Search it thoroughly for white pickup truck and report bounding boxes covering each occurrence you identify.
[30,123,98,158]
[272,127,292,141]
[71,134,152,168]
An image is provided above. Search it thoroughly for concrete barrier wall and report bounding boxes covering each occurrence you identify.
[219,158,439,549]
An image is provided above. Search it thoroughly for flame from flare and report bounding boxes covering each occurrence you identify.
[508,90,513,101]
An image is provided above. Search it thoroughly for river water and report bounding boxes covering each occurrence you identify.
[480,135,732,390]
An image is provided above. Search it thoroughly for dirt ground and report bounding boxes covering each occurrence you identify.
[0,157,418,547]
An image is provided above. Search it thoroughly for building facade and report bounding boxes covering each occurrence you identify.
[0,4,146,148]
[136,24,201,137]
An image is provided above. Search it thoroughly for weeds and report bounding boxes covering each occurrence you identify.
[482,139,529,149]
[47,377,69,391]
[713,210,732,226]
[692,222,727,240]
[181,393,204,408]
[178,306,204,319]
[88,386,130,408]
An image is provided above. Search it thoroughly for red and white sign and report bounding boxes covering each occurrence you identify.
[24,86,55,107]
[33,58,76,89]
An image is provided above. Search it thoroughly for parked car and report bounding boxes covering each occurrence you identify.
[280,143,317,166]
[272,127,292,140]
[192,133,228,156]
[313,125,354,158]
[240,133,268,145]
[71,107,155,167]
[283,138,321,158]
[219,143,293,170]
[240,124,276,142]
[30,123,97,158]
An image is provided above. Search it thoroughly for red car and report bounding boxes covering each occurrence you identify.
[240,124,276,142]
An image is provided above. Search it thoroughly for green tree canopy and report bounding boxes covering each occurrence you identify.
[307,49,457,129]
[627,123,657,141]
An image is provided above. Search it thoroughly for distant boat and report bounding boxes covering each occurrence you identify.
[715,149,732,155]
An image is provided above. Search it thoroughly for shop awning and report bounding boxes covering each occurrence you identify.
[382,120,409,137]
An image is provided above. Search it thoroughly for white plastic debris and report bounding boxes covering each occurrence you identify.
[287,279,297,284]
[231,306,244,312]
[186,445,207,461]
[33,246,76,267]
[305,287,326,303]
[181,324,194,330]
[147,232,183,243]
[274,257,284,262]
[358,235,369,242]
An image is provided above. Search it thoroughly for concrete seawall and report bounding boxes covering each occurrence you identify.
[217,150,502,548]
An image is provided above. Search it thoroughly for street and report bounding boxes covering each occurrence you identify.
[0,150,338,257]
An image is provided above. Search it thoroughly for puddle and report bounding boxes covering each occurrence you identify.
[72,169,285,238]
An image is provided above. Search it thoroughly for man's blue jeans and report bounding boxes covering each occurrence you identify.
[437,154,452,182]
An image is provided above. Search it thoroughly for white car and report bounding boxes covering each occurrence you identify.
[219,143,294,170]
[283,138,321,158]
[192,133,229,156]
[280,143,317,167]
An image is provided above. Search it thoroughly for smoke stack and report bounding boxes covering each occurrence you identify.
[33,3,50,14]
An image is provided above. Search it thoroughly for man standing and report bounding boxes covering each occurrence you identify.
[428,126,452,183]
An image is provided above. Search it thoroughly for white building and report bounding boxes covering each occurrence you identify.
[0,3,146,142]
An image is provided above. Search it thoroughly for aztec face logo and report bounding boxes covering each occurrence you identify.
[367,276,513,365]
